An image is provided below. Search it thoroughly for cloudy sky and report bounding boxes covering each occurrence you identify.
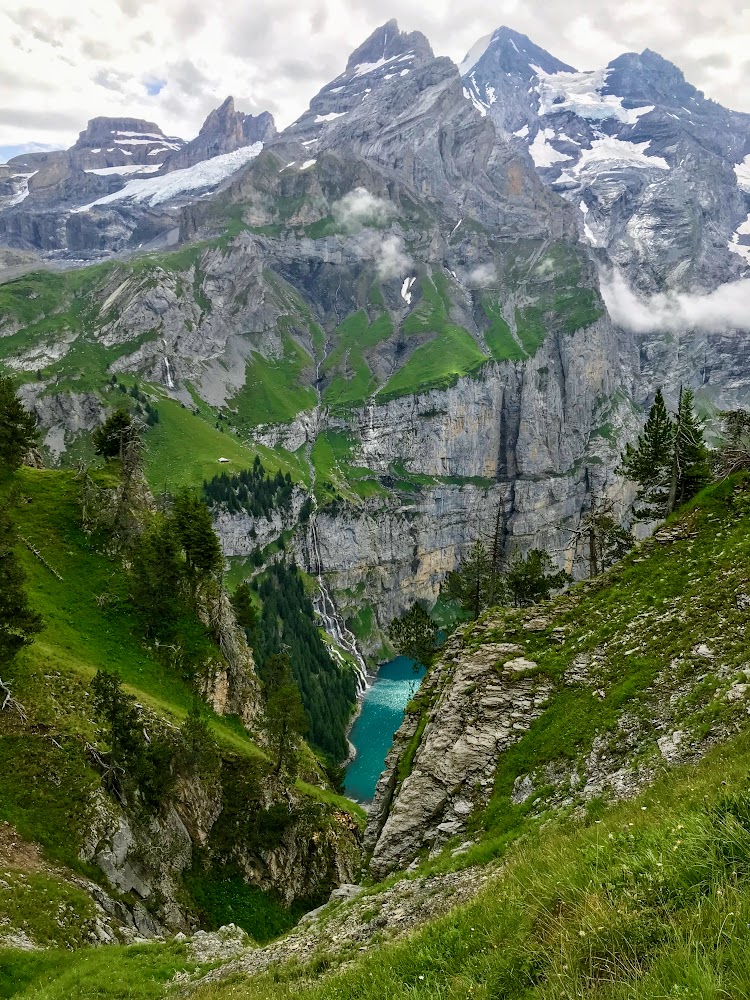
[1,0,748,160]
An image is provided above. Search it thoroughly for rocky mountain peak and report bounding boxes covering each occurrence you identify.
[344,19,434,73]
[73,117,179,150]
[162,98,275,171]
[196,96,275,144]
[460,26,575,80]
[604,48,702,107]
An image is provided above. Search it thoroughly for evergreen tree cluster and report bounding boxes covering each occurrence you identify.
[203,457,294,520]
[0,375,42,666]
[110,378,160,425]
[90,668,219,810]
[0,373,38,471]
[128,489,223,662]
[619,387,710,522]
[235,564,356,761]
[443,543,570,621]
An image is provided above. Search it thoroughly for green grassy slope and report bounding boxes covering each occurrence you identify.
[0,466,360,950]
[4,481,749,998]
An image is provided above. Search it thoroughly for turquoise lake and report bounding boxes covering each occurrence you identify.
[344,656,425,803]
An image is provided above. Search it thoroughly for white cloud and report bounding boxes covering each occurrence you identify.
[354,230,412,280]
[466,262,496,287]
[332,187,395,233]
[0,1,749,154]
[601,269,750,333]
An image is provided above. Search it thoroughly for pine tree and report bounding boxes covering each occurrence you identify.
[670,386,710,508]
[619,388,675,521]
[387,602,438,667]
[443,540,494,620]
[172,491,223,581]
[93,408,136,460]
[572,496,633,576]
[0,503,42,663]
[714,409,750,478]
[506,549,569,607]
[0,375,38,473]
[129,517,184,634]
[264,652,308,777]
[232,582,258,646]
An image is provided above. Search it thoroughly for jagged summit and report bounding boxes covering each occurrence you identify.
[344,19,434,72]
[604,48,705,107]
[283,19,437,142]
[164,97,275,171]
[459,26,575,79]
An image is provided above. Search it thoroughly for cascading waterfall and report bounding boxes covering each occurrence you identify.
[162,339,175,389]
[308,335,369,697]
[309,517,369,696]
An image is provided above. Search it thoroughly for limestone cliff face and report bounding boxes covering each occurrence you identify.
[81,766,361,935]
[367,630,553,878]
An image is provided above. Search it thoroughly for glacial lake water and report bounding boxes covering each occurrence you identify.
[344,655,426,803]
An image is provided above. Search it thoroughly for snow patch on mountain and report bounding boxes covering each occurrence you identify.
[75,143,263,211]
[351,52,414,78]
[728,213,750,264]
[85,164,162,176]
[529,128,573,168]
[458,33,494,76]
[3,172,37,207]
[579,200,600,246]
[734,155,750,193]
[114,137,181,149]
[557,138,669,184]
[314,112,347,124]
[535,66,654,124]
[462,83,488,117]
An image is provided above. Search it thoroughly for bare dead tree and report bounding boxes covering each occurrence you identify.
[563,495,633,578]
[0,677,27,723]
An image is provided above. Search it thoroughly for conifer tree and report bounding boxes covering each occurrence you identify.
[619,388,675,521]
[714,409,750,478]
[232,582,258,647]
[670,386,710,508]
[388,602,438,667]
[264,652,307,777]
[129,516,184,634]
[93,408,136,460]
[506,549,569,607]
[172,491,223,581]
[0,503,42,663]
[443,540,495,620]
[0,374,38,473]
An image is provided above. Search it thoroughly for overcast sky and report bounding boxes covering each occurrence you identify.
[1,0,748,161]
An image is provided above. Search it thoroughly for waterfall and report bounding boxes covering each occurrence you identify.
[162,339,175,389]
[310,517,369,696]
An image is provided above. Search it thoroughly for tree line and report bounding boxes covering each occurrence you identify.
[233,562,357,763]
[203,458,295,520]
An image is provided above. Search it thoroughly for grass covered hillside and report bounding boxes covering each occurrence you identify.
[0,460,363,965]
[3,477,750,997]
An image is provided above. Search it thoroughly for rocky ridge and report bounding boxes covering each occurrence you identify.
[460,27,750,290]
[367,482,750,874]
